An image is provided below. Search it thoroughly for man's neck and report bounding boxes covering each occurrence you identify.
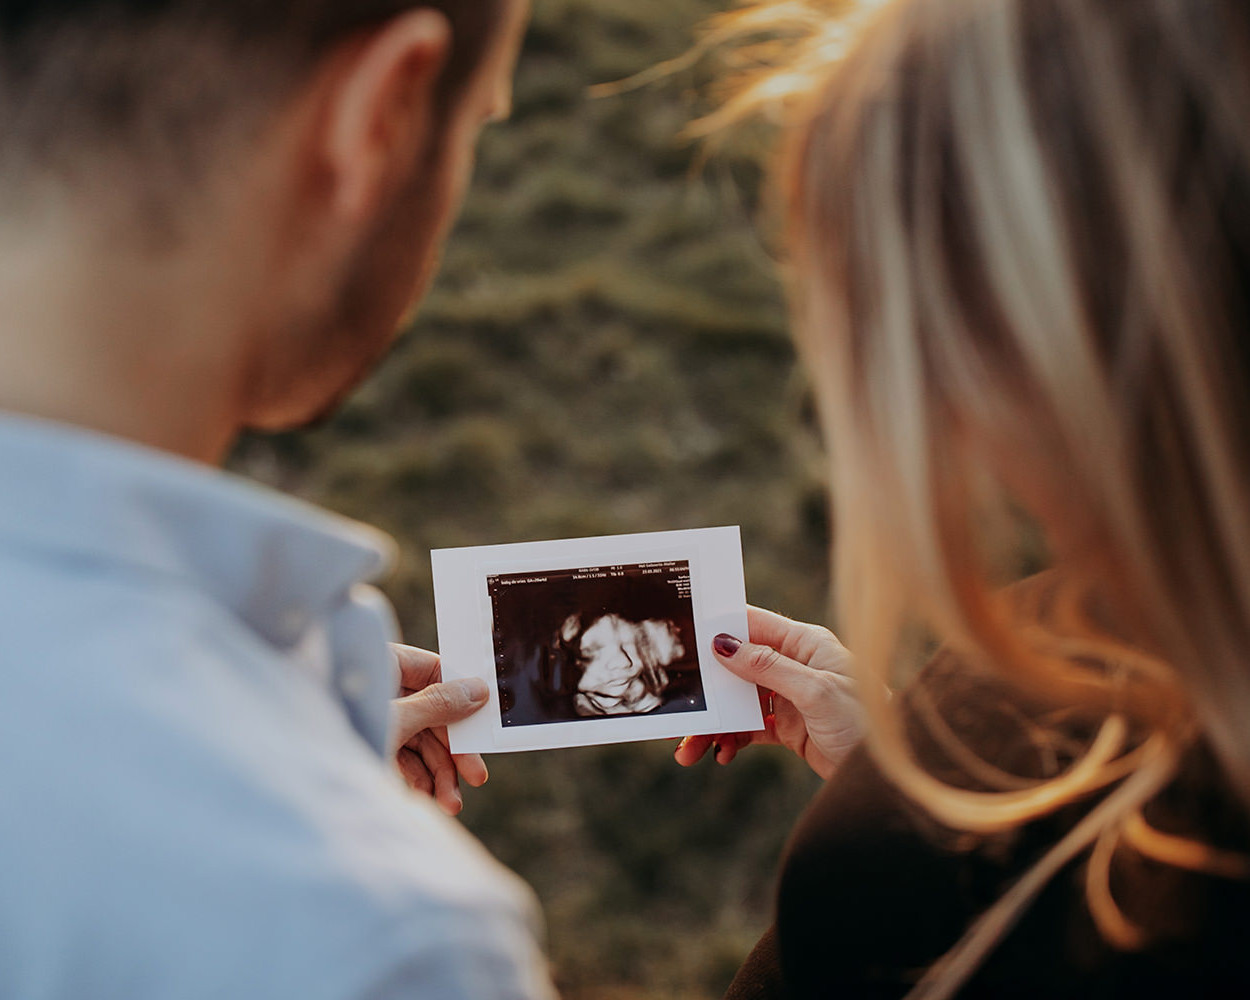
[0,222,250,466]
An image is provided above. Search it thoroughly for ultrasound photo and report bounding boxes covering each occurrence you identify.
[488,561,707,727]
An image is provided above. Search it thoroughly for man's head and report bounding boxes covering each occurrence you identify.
[0,0,529,453]
[0,1,512,199]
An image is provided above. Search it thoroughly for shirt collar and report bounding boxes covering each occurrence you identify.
[0,413,396,648]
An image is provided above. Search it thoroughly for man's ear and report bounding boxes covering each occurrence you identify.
[319,9,451,222]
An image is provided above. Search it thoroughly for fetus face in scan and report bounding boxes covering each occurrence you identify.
[562,613,683,716]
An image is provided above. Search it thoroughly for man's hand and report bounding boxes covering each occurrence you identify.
[390,644,490,816]
[674,606,864,780]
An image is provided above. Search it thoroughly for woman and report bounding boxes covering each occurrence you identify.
[676,0,1250,996]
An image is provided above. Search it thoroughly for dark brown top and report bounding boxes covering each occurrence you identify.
[727,612,1250,998]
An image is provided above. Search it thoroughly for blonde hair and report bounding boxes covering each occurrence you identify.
[704,0,1250,995]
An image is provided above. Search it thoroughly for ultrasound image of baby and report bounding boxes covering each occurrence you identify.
[556,613,685,716]
[489,562,706,726]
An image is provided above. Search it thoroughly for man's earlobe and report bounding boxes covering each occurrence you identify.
[322,8,451,222]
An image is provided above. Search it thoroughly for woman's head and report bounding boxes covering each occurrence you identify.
[773,0,1250,810]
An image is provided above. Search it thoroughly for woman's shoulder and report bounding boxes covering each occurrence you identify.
[773,580,1250,999]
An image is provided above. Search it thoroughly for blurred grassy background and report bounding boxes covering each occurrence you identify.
[232,1,832,996]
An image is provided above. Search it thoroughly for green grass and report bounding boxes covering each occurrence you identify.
[231,2,831,996]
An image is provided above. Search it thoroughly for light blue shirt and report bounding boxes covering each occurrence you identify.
[0,414,554,1000]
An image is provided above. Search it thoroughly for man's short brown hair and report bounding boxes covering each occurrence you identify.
[0,1,504,212]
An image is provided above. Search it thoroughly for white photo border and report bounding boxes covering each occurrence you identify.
[432,526,762,754]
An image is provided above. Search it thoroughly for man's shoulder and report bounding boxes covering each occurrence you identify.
[0,534,266,669]
[0,742,549,999]
[0,541,313,769]
[215,786,551,1000]
[0,549,551,998]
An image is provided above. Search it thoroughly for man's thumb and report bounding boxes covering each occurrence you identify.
[394,678,489,738]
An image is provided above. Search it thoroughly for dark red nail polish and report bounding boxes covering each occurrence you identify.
[713,633,742,657]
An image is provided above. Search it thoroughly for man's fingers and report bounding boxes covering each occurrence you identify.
[396,746,434,796]
[414,731,463,816]
[392,644,442,694]
[392,678,489,745]
[420,723,489,788]
[453,752,489,788]
[712,632,831,716]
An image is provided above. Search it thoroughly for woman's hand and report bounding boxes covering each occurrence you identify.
[390,644,491,816]
[674,607,864,780]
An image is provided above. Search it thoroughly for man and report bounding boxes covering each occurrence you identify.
[0,1,555,996]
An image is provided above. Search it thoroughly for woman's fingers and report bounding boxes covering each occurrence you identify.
[746,606,851,675]
[673,677,787,767]
[674,729,772,766]
[671,612,860,776]
[712,632,838,719]
[715,733,743,765]
[700,619,862,778]
[674,734,715,766]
